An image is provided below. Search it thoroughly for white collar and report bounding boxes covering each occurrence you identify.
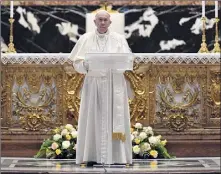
[95,29,109,38]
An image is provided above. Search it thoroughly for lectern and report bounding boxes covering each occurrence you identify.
[85,53,134,71]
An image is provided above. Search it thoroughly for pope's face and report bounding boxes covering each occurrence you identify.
[94,13,111,34]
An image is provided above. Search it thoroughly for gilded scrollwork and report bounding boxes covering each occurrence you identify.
[154,66,204,131]
[26,70,42,94]
[3,66,63,131]
[125,69,148,125]
[64,72,84,124]
[168,113,188,132]
[207,70,220,119]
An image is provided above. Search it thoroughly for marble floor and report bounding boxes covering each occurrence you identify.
[1,157,220,174]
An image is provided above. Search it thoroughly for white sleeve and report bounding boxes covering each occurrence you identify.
[69,35,88,74]
[120,35,132,53]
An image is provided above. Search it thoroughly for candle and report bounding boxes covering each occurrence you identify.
[10,1,13,18]
[215,1,218,18]
[202,0,205,17]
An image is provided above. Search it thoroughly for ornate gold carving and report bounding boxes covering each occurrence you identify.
[125,70,148,125]
[15,72,25,86]
[19,109,52,131]
[3,66,63,131]
[26,70,42,94]
[43,72,53,86]
[169,113,188,132]
[155,66,204,131]
[1,61,220,133]
[159,86,199,109]
[210,72,220,106]
[92,3,118,13]
[207,70,220,119]
[64,73,84,124]
[170,73,186,94]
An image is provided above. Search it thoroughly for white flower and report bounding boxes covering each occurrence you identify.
[141,142,151,151]
[70,127,76,132]
[53,134,62,141]
[149,136,160,145]
[71,131,78,138]
[132,145,140,154]
[150,150,158,158]
[132,131,139,136]
[65,124,73,130]
[143,126,153,135]
[51,142,59,150]
[134,123,143,129]
[62,141,70,149]
[61,129,68,136]
[139,132,147,140]
[131,134,135,141]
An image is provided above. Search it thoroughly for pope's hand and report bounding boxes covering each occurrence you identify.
[83,61,89,71]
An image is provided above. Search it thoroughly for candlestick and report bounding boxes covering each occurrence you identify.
[211,18,220,53]
[198,17,209,53]
[10,1,13,18]
[202,1,205,17]
[7,18,16,53]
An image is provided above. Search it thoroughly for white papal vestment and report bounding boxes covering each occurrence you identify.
[69,30,132,164]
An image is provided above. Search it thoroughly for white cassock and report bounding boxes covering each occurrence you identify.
[69,29,132,164]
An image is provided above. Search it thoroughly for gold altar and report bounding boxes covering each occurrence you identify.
[1,53,220,157]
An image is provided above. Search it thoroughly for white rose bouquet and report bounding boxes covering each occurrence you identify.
[35,124,78,159]
[131,122,173,159]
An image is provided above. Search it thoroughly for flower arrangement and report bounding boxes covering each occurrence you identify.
[35,123,173,159]
[35,124,77,159]
[131,123,173,159]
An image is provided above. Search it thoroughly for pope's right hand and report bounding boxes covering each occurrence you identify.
[83,61,89,71]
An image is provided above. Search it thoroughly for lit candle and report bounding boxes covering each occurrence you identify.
[202,0,205,17]
[215,1,218,18]
[10,1,13,18]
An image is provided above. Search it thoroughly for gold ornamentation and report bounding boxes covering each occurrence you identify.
[155,66,204,131]
[169,114,188,132]
[112,132,126,142]
[19,110,51,131]
[64,73,84,124]
[170,73,186,94]
[125,70,148,125]
[7,18,16,53]
[26,70,42,94]
[198,17,209,53]
[1,60,220,133]
[207,71,220,119]
[159,87,199,109]
[15,72,25,86]
[211,18,220,53]
[3,66,63,131]
[92,1,118,13]
[43,72,53,86]
[210,73,220,106]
